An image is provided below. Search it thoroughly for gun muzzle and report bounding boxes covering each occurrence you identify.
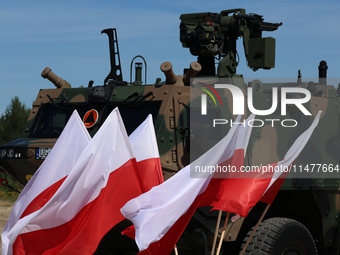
[41,67,71,89]
[160,62,177,85]
[183,62,202,85]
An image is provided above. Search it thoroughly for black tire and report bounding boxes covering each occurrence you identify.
[241,217,317,255]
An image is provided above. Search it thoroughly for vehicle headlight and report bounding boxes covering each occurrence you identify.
[7,149,14,158]
[0,149,6,158]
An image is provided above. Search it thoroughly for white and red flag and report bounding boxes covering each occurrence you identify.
[259,110,321,205]
[2,110,91,255]
[121,114,254,255]
[7,108,145,255]
[121,112,321,255]
[201,111,321,219]
[129,114,163,192]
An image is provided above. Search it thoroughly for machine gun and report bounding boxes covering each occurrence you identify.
[180,9,282,78]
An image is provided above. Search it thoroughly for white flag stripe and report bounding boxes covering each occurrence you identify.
[2,110,90,255]
[129,114,159,162]
[263,110,321,194]
[235,114,255,156]
[8,108,134,242]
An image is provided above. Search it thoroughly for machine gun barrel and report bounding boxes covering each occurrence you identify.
[233,12,282,31]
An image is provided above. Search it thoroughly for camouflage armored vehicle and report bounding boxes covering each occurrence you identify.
[1,8,340,255]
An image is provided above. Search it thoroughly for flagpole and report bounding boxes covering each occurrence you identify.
[210,210,222,255]
[215,211,230,255]
[239,204,270,255]
[174,245,179,255]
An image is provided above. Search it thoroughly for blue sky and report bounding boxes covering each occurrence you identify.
[1,0,340,116]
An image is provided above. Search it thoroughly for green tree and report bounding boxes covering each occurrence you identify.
[0,96,31,145]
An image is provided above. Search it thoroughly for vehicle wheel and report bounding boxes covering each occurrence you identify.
[241,217,317,255]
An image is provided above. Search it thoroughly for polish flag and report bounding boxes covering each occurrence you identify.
[259,111,321,205]
[7,108,145,255]
[118,114,164,240]
[129,114,163,192]
[201,111,321,219]
[121,114,254,255]
[2,110,91,255]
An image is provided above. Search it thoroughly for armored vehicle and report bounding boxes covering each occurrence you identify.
[1,8,340,255]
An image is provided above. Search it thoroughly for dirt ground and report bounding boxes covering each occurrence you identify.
[0,203,13,255]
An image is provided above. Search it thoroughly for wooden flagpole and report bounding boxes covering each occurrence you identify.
[210,210,223,255]
[215,212,230,255]
[174,244,179,255]
[239,204,270,255]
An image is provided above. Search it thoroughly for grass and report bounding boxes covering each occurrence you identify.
[0,190,19,204]
[0,199,15,207]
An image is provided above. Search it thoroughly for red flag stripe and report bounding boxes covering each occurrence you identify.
[20,177,66,219]
[137,158,164,192]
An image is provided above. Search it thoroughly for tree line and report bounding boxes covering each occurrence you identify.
[0,96,31,146]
